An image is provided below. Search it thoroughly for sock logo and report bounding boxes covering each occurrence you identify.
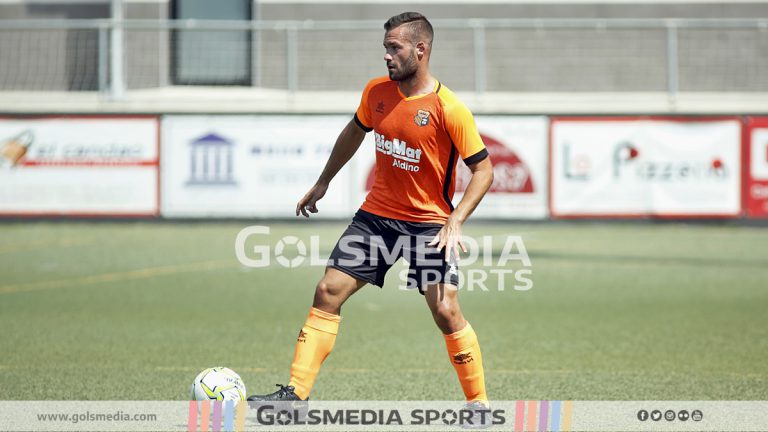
[297,330,307,343]
[453,352,473,365]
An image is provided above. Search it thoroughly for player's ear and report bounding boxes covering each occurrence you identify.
[416,41,427,59]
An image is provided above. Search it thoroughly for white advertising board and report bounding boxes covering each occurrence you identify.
[551,118,741,217]
[462,116,548,219]
[161,116,357,218]
[352,116,550,220]
[0,116,159,216]
[163,115,549,220]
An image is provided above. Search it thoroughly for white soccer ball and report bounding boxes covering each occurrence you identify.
[190,367,246,402]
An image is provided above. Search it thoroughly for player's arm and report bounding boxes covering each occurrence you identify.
[431,157,494,261]
[451,157,494,224]
[296,119,367,217]
[430,97,493,260]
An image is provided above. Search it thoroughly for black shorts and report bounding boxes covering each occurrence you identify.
[327,209,459,294]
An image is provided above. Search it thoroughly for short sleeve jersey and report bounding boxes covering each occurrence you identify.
[354,76,488,224]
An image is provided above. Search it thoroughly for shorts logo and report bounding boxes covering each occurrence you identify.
[297,330,307,343]
[453,352,473,365]
[414,110,430,127]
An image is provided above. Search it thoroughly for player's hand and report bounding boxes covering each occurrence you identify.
[296,183,328,218]
[428,214,467,262]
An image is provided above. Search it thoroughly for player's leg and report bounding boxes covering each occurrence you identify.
[287,268,366,398]
[249,210,389,402]
[248,268,365,402]
[313,267,367,315]
[424,282,466,333]
[424,283,488,405]
[404,227,488,404]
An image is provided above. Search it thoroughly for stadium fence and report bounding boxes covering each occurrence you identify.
[1,18,767,102]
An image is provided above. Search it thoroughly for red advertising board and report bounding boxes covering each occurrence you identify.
[0,115,160,217]
[745,117,768,218]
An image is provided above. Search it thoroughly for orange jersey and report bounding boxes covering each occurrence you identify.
[354,76,488,223]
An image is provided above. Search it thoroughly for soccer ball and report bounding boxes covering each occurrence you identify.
[190,367,246,401]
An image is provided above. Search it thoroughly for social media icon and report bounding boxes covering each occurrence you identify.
[692,410,703,421]
[664,410,676,421]
[637,410,649,421]
[678,410,690,421]
[651,410,662,421]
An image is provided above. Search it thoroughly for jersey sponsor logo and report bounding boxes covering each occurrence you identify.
[375,132,422,172]
[414,109,431,127]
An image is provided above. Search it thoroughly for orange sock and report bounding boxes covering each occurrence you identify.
[287,307,341,400]
[443,322,488,403]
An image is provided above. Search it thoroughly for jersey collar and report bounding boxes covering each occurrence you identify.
[396,79,441,101]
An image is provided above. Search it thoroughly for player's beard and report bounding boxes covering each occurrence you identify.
[388,50,418,81]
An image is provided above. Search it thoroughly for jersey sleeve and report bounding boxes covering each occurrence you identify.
[353,79,376,133]
[443,99,488,165]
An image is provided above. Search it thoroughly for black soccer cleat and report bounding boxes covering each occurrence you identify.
[247,384,309,424]
[246,384,306,402]
[461,401,493,430]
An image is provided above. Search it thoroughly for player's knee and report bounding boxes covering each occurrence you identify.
[315,280,334,301]
[432,301,459,324]
[430,298,466,333]
[314,279,344,306]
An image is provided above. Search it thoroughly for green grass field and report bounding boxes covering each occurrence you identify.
[1,221,767,401]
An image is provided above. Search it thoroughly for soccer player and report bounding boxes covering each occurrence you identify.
[248,11,494,414]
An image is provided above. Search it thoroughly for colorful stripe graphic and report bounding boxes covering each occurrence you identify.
[223,401,234,432]
[510,400,572,431]
[200,400,210,432]
[187,401,197,432]
[527,401,537,431]
[188,400,244,432]
[235,401,246,431]
[539,400,549,431]
[562,400,573,431]
[551,400,561,431]
[515,400,525,431]
[211,401,222,432]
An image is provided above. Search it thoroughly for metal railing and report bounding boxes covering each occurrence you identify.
[1,18,767,100]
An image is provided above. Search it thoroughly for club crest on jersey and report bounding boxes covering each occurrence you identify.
[414,109,431,127]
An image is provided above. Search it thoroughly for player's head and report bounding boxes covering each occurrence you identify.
[383,12,434,81]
